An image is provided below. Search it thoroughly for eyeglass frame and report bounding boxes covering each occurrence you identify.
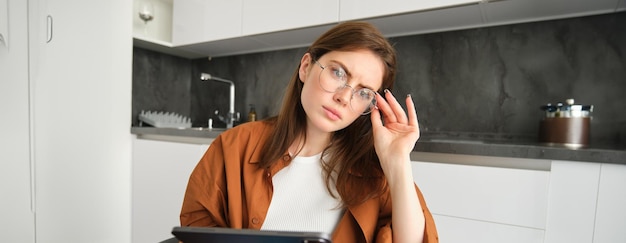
[314,60,378,115]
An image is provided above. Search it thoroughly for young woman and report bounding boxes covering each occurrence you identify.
[180,21,438,242]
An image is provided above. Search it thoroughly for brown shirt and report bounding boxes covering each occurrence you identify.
[180,121,439,242]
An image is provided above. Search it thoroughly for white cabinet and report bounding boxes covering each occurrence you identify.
[172,0,242,46]
[132,137,211,243]
[481,0,620,26]
[170,0,338,57]
[412,156,550,243]
[434,215,545,243]
[28,0,133,242]
[135,0,203,58]
[0,1,35,242]
[543,161,601,243]
[133,0,173,44]
[242,0,338,36]
[340,0,480,21]
[412,153,626,243]
[173,0,338,43]
[593,163,626,243]
[361,3,485,38]
[148,0,625,58]
[412,161,550,229]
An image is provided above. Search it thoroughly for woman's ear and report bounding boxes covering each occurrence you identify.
[298,53,312,83]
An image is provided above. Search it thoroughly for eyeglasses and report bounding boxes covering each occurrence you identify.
[315,60,377,115]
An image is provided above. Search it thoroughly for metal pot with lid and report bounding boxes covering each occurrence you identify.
[539,98,593,148]
[540,98,593,118]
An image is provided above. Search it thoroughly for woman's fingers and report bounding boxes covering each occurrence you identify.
[405,94,418,127]
[370,97,383,128]
[376,89,408,125]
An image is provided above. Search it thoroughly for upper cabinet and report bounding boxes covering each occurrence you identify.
[136,0,625,58]
[242,0,338,35]
[340,0,480,21]
[172,0,242,46]
[133,0,199,58]
[133,0,172,44]
[482,0,620,26]
[170,0,339,58]
[171,0,338,45]
[355,2,485,38]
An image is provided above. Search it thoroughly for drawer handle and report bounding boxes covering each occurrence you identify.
[46,15,53,43]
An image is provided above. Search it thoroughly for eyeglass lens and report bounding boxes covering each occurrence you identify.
[317,62,377,114]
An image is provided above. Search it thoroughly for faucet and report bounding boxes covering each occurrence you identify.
[200,73,240,128]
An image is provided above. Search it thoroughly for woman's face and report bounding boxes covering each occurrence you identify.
[298,49,385,134]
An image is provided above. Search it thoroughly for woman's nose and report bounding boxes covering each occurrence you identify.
[333,85,352,104]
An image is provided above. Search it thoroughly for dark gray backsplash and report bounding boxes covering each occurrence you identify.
[132,48,192,125]
[133,12,625,145]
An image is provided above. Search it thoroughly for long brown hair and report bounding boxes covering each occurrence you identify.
[259,21,397,206]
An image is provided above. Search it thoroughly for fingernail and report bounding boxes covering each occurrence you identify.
[384,89,390,93]
[407,94,412,98]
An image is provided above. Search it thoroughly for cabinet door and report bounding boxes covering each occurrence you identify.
[434,215,545,243]
[481,0,618,25]
[242,0,339,36]
[0,1,35,242]
[133,0,173,43]
[28,0,133,242]
[412,161,550,229]
[411,157,550,243]
[593,163,626,243]
[132,138,211,243]
[340,0,481,21]
[543,161,600,243]
[359,3,484,37]
[172,0,242,46]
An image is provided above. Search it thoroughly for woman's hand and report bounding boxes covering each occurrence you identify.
[370,89,420,171]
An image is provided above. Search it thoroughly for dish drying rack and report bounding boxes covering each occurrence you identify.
[138,110,192,129]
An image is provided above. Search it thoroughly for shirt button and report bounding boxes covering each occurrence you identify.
[251,217,260,225]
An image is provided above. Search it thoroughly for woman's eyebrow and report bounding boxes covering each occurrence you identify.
[359,83,377,91]
[328,59,378,90]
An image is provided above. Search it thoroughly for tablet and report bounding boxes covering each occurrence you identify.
[171,226,332,243]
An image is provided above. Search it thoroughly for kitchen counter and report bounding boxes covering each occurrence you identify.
[131,127,625,165]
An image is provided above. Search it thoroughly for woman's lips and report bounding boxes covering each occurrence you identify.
[323,106,342,121]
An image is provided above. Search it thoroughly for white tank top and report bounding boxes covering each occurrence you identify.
[261,153,344,235]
